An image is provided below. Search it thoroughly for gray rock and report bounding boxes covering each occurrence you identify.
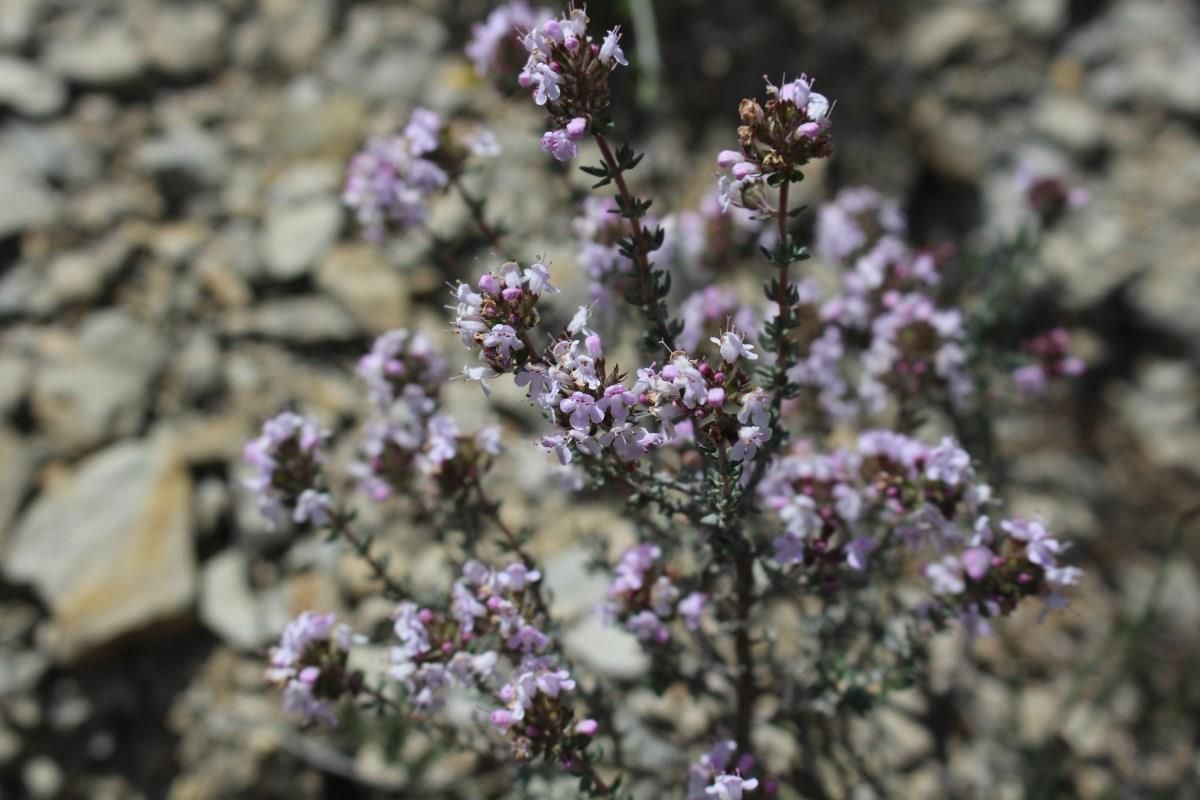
[42,236,134,307]
[0,646,46,696]
[175,330,224,401]
[31,312,168,453]
[224,296,362,343]
[199,549,288,650]
[0,426,32,549]
[45,22,145,88]
[0,354,31,416]
[0,0,40,48]
[135,125,229,202]
[3,435,195,660]
[906,7,996,69]
[0,642,45,695]
[1119,359,1200,478]
[22,756,62,800]
[0,143,58,238]
[316,244,410,333]
[263,199,343,280]
[139,4,227,76]
[0,57,66,117]
[1033,94,1106,156]
[563,615,648,681]
[194,476,230,539]
[262,0,334,71]
[542,546,610,621]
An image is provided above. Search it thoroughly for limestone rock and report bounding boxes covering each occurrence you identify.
[316,244,409,333]
[0,57,66,117]
[199,549,288,650]
[3,436,195,659]
[45,22,145,88]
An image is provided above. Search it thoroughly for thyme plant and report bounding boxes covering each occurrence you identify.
[246,5,1086,796]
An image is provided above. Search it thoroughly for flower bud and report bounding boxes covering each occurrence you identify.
[566,117,588,139]
[717,149,745,168]
[479,274,501,295]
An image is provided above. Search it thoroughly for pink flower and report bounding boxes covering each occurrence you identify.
[540,128,578,161]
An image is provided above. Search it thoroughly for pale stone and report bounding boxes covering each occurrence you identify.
[4,436,195,659]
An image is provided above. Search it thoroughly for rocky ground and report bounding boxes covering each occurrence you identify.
[0,0,1198,797]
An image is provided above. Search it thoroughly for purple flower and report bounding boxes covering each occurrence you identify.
[678,592,707,630]
[845,538,876,571]
[599,26,628,66]
[773,533,806,565]
[483,324,524,361]
[343,112,452,240]
[526,61,562,105]
[960,546,993,580]
[925,437,971,486]
[730,425,770,462]
[560,392,604,430]
[924,555,965,595]
[625,610,668,643]
[707,774,759,800]
[712,330,758,364]
[540,128,578,161]
[466,2,551,76]
[267,611,360,725]
[1001,517,1064,567]
[243,412,329,530]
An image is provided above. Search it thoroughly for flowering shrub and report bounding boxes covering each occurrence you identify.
[246,5,1088,796]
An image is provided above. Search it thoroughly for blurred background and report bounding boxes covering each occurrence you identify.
[0,0,1198,797]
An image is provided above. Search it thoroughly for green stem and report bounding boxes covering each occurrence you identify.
[327,509,407,600]
[593,133,675,351]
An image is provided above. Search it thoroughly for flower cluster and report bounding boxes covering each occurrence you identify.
[452,260,557,374]
[634,336,770,467]
[717,75,834,213]
[517,8,627,160]
[760,431,1081,629]
[266,612,363,726]
[354,412,501,502]
[451,263,676,466]
[923,515,1082,635]
[530,309,668,465]
[352,329,500,502]
[343,108,497,241]
[600,544,706,644]
[858,290,971,411]
[390,561,596,760]
[686,740,764,800]
[815,185,906,265]
[343,109,448,241]
[356,328,448,413]
[1013,327,1085,395]
[466,1,552,78]
[243,412,331,530]
[705,185,970,421]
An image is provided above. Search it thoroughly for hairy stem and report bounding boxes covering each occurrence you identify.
[771,179,792,418]
[593,133,676,351]
[327,510,407,600]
